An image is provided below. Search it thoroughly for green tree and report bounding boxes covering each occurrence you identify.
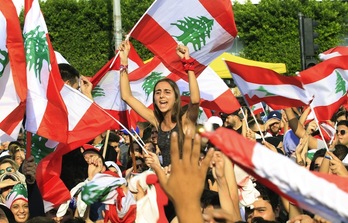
[41,0,114,76]
[233,0,348,75]
[335,70,346,95]
[0,49,8,78]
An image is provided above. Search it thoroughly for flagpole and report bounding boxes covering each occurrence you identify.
[102,130,110,159]
[26,131,31,159]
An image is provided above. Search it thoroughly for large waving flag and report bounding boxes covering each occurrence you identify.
[0,0,27,142]
[225,60,311,110]
[203,128,348,222]
[130,0,238,76]
[24,0,120,211]
[128,56,240,118]
[23,0,118,149]
[299,55,348,122]
[90,44,144,129]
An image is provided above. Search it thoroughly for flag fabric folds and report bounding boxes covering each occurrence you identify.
[203,127,348,222]
[0,0,27,142]
[130,0,238,76]
[90,44,144,129]
[299,55,348,122]
[225,60,311,110]
[23,0,118,148]
[24,0,120,210]
[319,46,348,61]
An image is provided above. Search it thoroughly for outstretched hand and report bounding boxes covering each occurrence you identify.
[154,131,214,223]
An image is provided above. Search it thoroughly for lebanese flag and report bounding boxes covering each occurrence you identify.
[319,46,348,61]
[24,0,118,148]
[225,60,311,110]
[127,56,240,120]
[299,55,348,122]
[202,127,348,222]
[90,44,144,129]
[250,102,264,115]
[0,0,27,142]
[130,0,238,77]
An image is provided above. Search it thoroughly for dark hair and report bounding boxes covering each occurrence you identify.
[333,144,348,161]
[153,78,184,148]
[254,182,279,212]
[309,148,326,171]
[58,63,80,85]
[337,120,348,128]
[332,110,348,122]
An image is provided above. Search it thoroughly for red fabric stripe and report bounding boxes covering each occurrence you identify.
[36,35,68,143]
[300,55,348,84]
[131,15,205,76]
[199,0,238,37]
[244,94,308,110]
[226,60,304,87]
[0,0,27,134]
[200,90,240,114]
[25,0,33,15]
[312,96,347,121]
[67,103,118,149]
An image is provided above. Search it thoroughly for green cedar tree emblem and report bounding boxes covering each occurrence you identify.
[255,86,275,97]
[30,133,56,164]
[142,71,164,100]
[92,85,106,98]
[181,91,190,96]
[82,184,113,205]
[0,49,9,78]
[8,184,28,200]
[198,107,203,118]
[171,16,214,51]
[23,25,49,83]
[335,70,346,95]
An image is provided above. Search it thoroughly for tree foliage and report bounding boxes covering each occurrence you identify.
[233,0,348,75]
[38,0,348,76]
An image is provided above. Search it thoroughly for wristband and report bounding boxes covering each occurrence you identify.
[324,155,332,160]
[181,57,196,71]
[120,64,128,73]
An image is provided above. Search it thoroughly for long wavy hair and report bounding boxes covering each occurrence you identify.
[153,78,184,147]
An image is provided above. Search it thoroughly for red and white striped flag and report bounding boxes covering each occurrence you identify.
[319,46,348,61]
[24,0,120,210]
[128,56,240,118]
[299,55,348,122]
[23,0,118,148]
[130,0,238,76]
[225,60,311,110]
[0,0,27,142]
[250,102,264,115]
[90,44,144,129]
[203,127,348,222]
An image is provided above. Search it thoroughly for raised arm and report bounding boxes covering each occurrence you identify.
[176,45,200,125]
[119,40,157,126]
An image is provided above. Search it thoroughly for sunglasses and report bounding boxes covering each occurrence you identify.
[0,166,14,175]
[336,130,346,136]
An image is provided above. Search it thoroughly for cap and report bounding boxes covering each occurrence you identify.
[267,111,282,121]
[206,116,223,127]
[82,144,100,154]
[105,161,123,177]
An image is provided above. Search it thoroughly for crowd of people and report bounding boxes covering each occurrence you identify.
[0,41,347,223]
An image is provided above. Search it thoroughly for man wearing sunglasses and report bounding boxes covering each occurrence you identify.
[336,120,348,146]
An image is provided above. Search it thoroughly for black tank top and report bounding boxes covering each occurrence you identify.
[157,123,179,166]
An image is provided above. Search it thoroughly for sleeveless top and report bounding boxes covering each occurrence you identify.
[157,123,179,167]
